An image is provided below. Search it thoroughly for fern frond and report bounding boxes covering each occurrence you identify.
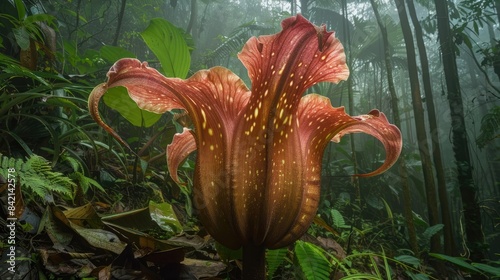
[331,209,347,229]
[25,155,75,197]
[203,21,274,67]
[295,241,332,280]
[266,247,288,278]
[0,154,75,201]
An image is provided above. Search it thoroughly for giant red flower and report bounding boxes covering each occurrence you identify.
[89,14,402,250]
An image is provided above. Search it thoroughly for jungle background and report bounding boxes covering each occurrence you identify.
[0,0,499,279]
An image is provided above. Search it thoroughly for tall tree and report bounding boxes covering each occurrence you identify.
[406,0,455,256]
[369,0,418,254]
[394,0,442,254]
[434,0,485,262]
[113,0,127,46]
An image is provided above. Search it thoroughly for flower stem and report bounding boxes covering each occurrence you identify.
[242,244,266,280]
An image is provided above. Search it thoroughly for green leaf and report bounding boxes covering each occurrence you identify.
[266,247,287,278]
[422,224,444,241]
[149,201,182,235]
[45,97,80,111]
[99,45,135,63]
[13,26,30,50]
[102,86,161,127]
[295,241,331,280]
[472,263,500,276]
[141,18,190,78]
[429,253,481,273]
[395,254,421,268]
[14,0,26,20]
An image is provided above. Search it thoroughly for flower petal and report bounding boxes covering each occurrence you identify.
[105,58,185,113]
[166,128,197,184]
[169,67,250,250]
[87,58,187,148]
[231,15,349,246]
[91,58,252,249]
[88,83,131,148]
[238,14,349,127]
[270,94,402,248]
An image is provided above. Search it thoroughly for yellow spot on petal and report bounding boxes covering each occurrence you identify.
[278,66,284,75]
[201,109,207,129]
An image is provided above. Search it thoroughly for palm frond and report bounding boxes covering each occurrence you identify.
[203,21,274,67]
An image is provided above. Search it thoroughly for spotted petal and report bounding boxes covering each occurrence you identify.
[268,94,402,248]
[230,14,350,246]
[89,58,252,249]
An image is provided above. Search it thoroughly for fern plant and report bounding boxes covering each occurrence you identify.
[295,241,332,280]
[266,247,288,278]
[0,154,75,201]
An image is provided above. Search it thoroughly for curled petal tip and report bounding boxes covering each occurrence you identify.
[167,128,197,184]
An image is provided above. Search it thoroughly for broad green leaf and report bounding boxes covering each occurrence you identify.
[13,26,30,50]
[429,253,481,273]
[149,201,182,235]
[395,254,421,268]
[472,263,500,276]
[100,45,135,63]
[141,18,190,78]
[102,86,161,127]
[71,223,127,254]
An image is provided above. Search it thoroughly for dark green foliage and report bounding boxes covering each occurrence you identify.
[476,106,500,148]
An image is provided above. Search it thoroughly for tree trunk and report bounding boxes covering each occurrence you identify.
[369,0,419,255]
[112,0,127,46]
[395,0,443,254]
[242,245,266,280]
[406,0,456,256]
[300,0,310,18]
[340,0,362,234]
[186,0,197,35]
[434,0,485,262]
